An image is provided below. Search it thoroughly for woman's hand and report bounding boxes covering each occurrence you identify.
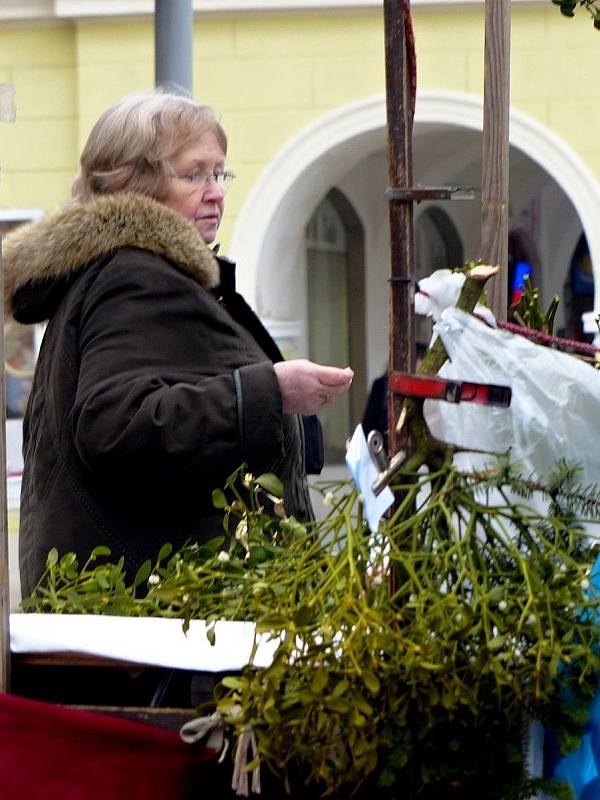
[273,359,354,415]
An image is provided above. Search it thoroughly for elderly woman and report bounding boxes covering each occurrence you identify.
[4,91,353,597]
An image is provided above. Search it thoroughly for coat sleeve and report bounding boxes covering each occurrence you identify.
[70,251,284,478]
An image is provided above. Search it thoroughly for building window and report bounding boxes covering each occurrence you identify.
[306,190,366,463]
[564,234,593,340]
[415,206,463,343]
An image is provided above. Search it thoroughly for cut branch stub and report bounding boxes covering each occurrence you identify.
[417,264,499,378]
[398,265,500,474]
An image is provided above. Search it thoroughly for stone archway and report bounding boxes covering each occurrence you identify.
[230,90,600,315]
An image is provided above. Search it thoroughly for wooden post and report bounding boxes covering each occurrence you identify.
[480,0,511,321]
[0,83,15,694]
[383,0,416,457]
[0,237,10,694]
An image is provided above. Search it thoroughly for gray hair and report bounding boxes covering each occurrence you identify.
[72,90,227,202]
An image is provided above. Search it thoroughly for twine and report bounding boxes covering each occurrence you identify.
[231,726,261,797]
[180,710,229,762]
[180,706,261,794]
[498,321,600,358]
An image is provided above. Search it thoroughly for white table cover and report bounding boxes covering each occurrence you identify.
[10,613,278,671]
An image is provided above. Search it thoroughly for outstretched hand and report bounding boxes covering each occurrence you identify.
[273,359,354,415]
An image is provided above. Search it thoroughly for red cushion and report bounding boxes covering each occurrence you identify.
[0,692,217,800]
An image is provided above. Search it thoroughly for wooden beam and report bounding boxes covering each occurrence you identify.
[383,0,416,457]
[0,84,15,695]
[480,0,511,321]
[0,237,10,694]
[73,706,197,731]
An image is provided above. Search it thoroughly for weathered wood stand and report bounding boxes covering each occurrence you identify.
[0,237,10,696]
[383,0,510,460]
[0,0,512,786]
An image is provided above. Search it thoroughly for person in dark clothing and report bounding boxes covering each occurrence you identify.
[362,343,427,447]
[4,90,353,597]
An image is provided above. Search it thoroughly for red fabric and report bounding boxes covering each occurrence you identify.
[0,693,217,800]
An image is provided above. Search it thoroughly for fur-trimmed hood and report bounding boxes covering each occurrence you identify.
[3,192,220,320]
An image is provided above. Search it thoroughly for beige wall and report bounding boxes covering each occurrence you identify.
[0,26,77,209]
[0,6,597,247]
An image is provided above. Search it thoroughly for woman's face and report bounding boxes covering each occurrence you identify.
[161,129,226,245]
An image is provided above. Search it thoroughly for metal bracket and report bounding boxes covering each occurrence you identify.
[385,186,477,203]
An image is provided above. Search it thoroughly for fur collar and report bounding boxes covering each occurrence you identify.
[3,193,220,316]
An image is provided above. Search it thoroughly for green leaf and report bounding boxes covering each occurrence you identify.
[255,614,288,632]
[293,604,313,628]
[332,678,349,697]
[204,536,225,552]
[90,545,111,559]
[324,697,351,713]
[66,589,85,607]
[559,0,576,16]
[196,546,219,560]
[362,670,380,695]
[206,627,216,646]
[221,676,244,691]
[488,635,507,652]
[133,560,152,588]
[46,548,59,568]
[243,756,261,772]
[96,572,110,590]
[310,669,329,694]
[246,547,271,566]
[263,705,280,723]
[352,693,373,716]
[255,473,284,498]
[60,552,77,569]
[212,488,228,509]
[157,542,173,563]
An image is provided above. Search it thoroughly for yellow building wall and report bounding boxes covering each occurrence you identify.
[0,5,598,247]
[0,26,78,209]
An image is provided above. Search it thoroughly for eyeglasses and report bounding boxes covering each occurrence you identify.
[170,169,236,191]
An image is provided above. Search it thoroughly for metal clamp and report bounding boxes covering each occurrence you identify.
[367,430,407,497]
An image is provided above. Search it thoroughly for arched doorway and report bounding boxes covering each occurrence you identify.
[564,234,594,340]
[230,90,600,399]
[507,228,541,310]
[415,206,463,278]
[306,189,366,462]
[414,206,464,344]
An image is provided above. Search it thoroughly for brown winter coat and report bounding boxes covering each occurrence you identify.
[3,193,313,597]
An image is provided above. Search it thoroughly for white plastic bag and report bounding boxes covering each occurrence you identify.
[424,308,600,484]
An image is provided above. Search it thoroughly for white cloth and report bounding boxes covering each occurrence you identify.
[345,424,394,532]
[426,308,600,483]
[10,613,279,671]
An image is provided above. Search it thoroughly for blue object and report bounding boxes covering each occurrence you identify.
[545,554,600,797]
[511,260,532,305]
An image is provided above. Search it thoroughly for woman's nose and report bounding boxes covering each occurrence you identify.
[203,178,225,201]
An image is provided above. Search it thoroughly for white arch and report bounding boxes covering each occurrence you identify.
[230,90,600,312]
